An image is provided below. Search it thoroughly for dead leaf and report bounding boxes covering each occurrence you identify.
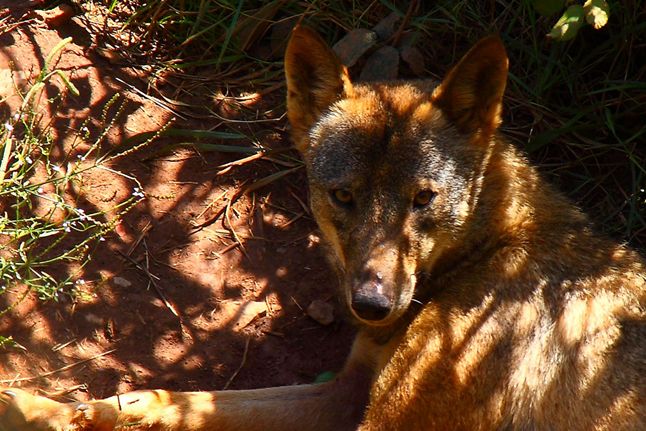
[584,0,609,29]
[218,300,267,331]
[31,4,75,27]
[234,301,267,330]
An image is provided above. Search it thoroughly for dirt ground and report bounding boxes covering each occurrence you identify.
[0,2,355,401]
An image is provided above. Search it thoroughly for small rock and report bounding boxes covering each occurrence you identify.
[372,12,401,41]
[113,276,132,288]
[400,46,426,76]
[84,313,103,325]
[307,300,334,326]
[332,29,378,67]
[360,46,399,81]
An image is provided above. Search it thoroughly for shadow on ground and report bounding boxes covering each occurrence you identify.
[0,3,354,401]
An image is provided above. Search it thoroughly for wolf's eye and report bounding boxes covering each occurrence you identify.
[413,190,435,208]
[331,189,353,206]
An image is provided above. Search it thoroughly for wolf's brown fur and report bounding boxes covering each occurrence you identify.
[1,26,644,431]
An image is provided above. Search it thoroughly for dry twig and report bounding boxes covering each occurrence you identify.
[0,349,116,384]
[222,337,251,390]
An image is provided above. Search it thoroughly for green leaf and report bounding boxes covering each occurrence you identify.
[55,70,80,97]
[314,371,336,384]
[526,112,587,152]
[548,5,586,41]
[123,128,245,146]
[0,335,18,349]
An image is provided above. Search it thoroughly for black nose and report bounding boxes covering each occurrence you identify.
[351,289,392,321]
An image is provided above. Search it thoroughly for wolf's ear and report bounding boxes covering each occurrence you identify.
[432,36,508,134]
[285,25,352,152]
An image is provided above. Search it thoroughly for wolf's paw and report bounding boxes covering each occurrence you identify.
[67,402,105,431]
[0,388,108,431]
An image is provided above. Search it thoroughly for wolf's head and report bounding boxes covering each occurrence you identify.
[285,26,508,326]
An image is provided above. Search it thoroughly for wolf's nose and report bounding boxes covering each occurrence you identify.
[351,279,392,321]
[351,292,391,321]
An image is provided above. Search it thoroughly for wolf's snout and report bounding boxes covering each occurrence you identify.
[351,273,393,321]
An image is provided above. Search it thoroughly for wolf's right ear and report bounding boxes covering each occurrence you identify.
[285,26,352,153]
[431,36,508,135]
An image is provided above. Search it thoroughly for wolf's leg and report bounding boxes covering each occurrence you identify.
[0,334,378,431]
[1,377,367,431]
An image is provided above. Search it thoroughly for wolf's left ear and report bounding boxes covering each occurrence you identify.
[285,25,352,152]
[432,36,508,134]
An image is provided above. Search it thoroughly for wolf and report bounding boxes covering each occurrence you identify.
[1,25,644,431]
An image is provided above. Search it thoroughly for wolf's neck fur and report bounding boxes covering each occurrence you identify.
[429,136,601,290]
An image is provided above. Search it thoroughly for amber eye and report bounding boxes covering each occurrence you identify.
[331,189,353,205]
[413,190,435,208]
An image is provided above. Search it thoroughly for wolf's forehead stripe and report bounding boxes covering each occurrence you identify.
[308,142,365,187]
[319,85,443,136]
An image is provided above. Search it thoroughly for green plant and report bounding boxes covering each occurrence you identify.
[0,40,146,308]
[533,0,610,40]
